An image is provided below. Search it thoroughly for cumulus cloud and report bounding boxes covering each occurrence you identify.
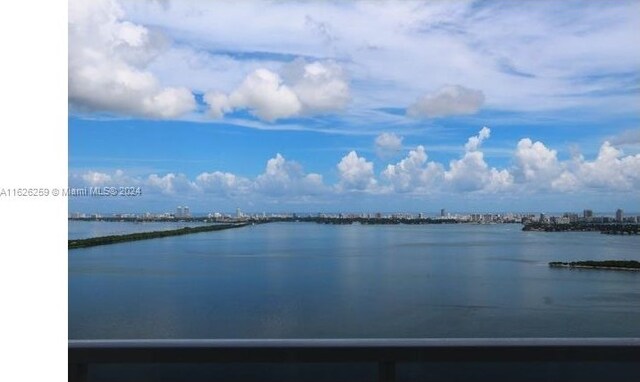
[71,169,132,188]
[223,69,302,121]
[69,132,640,204]
[282,58,350,113]
[513,138,560,185]
[509,138,640,193]
[407,85,485,118]
[336,151,377,191]
[382,146,444,193]
[375,132,403,158]
[444,127,513,192]
[203,92,233,119]
[71,169,198,195]
[464,126,491,152]
[81,171,112,186]
[195,171,252,196]
[583,143,639,190]
[254,153,326,196]
[146,173,198,195]
[552,142,640,192]
[551,170,580,192]
[69,0,196,118]
[204,60,349,122]
[445,151,512,192]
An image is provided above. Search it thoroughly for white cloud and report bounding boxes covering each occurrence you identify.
[69,0,196,118]
[254,153,326,196]
[69,133,640,207]
[444,127,513,192]
[513,138,560,185]
[375,132,403,158]
[204,60,349,122]
[282,58,350,113]
[81,171,112,186]
[143,87,196,119]
[407,85,485,118]
[551,170,580,192]
[73,169,132,187]
[81,0,639,125]
[195,171,251,196]
[382,146,444,193]
[484,168,514,193]
[146,173,198,195]
[228,69,302,121]
[464,126,491,152]
[203,92,232,119]
[72,169,197,195]
[67,0,640,132]
[336,151,377,191]
[445,151,513,192]
[555,142,640,191]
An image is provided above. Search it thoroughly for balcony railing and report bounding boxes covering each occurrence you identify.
[69,338,640,382]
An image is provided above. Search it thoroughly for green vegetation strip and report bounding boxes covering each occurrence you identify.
[69,223,250,249]
[549,260,640,271]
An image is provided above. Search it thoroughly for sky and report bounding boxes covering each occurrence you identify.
[68,0,640,214]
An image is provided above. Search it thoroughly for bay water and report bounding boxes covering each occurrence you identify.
[69,222,640,339]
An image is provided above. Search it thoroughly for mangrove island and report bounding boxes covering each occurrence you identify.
[69,223,251,249]
[549,260,640,272]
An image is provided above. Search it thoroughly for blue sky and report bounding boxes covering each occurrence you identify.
[68,0,640,214]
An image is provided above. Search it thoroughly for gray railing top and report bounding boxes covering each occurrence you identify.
[69,337,640,348]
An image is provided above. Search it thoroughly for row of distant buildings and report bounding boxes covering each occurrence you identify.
[584,209,627,222]
[70,206,638,224]
[533,209,637,224]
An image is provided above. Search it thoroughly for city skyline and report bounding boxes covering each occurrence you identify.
[69,0,640,213]
[70,205,635,221]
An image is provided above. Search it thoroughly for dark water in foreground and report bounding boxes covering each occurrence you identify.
[69,222,640,339]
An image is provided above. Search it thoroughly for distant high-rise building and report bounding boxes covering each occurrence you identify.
[616,209,623,222]
[176,206,183,218]
[583,209,593,220]
[440,208,446,217]
[236,207,242,218]
[183,206,190,218]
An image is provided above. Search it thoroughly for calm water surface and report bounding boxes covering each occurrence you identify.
[69,222,640,339]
